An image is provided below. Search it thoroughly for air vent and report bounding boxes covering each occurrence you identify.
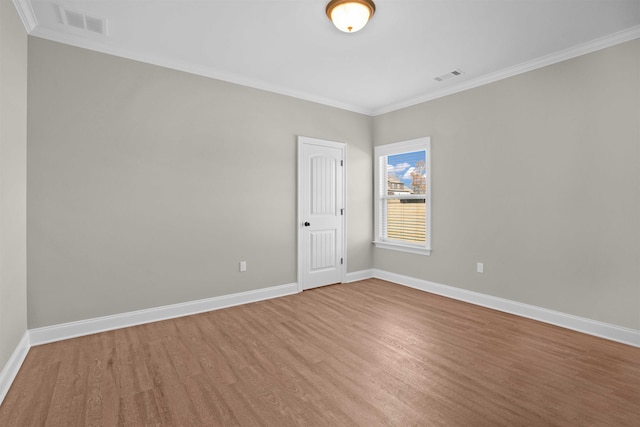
[85,16,106,34]
[57,5,107,35]
[434,69,465,82]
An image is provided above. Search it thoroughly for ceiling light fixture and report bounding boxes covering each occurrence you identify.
[326,0,376,33]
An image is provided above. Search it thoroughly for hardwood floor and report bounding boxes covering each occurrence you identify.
[1,279,639,426]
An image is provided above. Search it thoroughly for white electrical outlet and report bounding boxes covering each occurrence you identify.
[239,261,247,272]
[477,262,484,273]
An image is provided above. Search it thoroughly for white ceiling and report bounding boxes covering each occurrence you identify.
[14,0,640,115]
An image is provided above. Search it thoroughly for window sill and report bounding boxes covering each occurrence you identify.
[373,241,432,256]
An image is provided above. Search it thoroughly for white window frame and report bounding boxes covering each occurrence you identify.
[373,137,431,256]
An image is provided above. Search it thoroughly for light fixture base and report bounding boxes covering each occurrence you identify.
[326,0,376,33]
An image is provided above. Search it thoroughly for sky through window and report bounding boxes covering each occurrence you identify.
[386,150,427,193]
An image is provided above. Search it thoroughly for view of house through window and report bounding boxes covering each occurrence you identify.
[374,137,431,255]
[386,150,427,243]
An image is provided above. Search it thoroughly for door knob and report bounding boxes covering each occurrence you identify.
[304,222,311,227]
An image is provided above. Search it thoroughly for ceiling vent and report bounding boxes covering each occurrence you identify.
[434,69,465,82]
[56,5,107,35]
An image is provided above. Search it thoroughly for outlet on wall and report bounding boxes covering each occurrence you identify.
[477,262,484,273]
[239,261,247,272]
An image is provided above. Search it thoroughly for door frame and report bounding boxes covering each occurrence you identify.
[297,136,347,292]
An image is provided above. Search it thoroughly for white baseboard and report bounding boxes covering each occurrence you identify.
[4,269,638,409]
[372,269,640,348]
[345,269,374,283]
[0,332,30,406]
[29,282,299,346]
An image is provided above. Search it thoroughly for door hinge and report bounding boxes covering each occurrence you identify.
[340,160,343,166]
[340,208,344,215]
[340,258,344,265]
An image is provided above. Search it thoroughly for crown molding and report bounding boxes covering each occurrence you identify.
[17,3,639,118]
[11,0,37,32]
[372,25,640,116]
[27,24,374,116]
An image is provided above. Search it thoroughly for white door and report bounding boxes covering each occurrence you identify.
[298,136,345,291]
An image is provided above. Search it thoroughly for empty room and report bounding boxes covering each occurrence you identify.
[1,0,639,425]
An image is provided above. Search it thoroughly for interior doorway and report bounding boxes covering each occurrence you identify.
[297,136,346,291]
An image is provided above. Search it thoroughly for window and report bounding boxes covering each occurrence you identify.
[374,137,431,255]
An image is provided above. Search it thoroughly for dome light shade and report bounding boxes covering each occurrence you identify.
[326,0,376,33]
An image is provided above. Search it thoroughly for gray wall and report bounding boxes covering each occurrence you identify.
[374,39,640,330]
[27,38,373,328]
[0,3,28,367]
[25,36,640,333]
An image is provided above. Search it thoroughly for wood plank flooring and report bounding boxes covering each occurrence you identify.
[1,279,639,426]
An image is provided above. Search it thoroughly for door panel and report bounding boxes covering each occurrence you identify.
[298,137,345,290]
[310,230,336,271]
[311,155,336,215]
